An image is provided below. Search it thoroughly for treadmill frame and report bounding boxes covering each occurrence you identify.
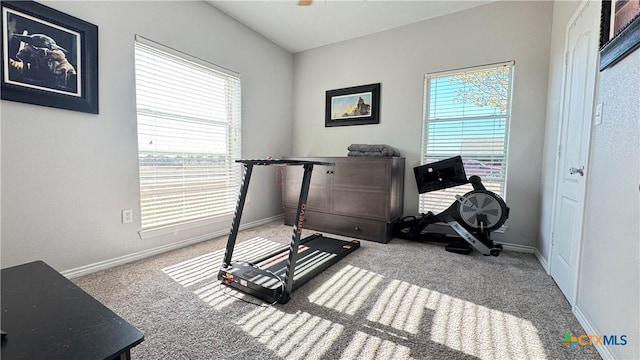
[218,159,359,304]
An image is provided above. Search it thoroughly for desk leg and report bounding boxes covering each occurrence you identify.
[119,350,131,360]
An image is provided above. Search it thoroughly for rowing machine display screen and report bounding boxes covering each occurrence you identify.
[414,156,467,194]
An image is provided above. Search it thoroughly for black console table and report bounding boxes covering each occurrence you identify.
[1,261,144,360]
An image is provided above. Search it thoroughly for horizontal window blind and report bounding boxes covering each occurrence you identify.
[135,38,241,231]
[420,62,513,214]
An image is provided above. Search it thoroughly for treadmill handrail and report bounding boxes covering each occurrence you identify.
[281,163,314,302]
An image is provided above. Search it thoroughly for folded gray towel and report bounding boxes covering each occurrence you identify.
[347,144,400,156]
[348,151,387,157]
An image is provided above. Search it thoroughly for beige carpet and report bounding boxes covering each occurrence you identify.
[73,221,601,359]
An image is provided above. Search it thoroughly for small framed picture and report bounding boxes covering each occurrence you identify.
[325,83,380,127]
[1,1,98,113]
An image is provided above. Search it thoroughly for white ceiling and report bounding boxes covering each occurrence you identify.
[207,1,496,53]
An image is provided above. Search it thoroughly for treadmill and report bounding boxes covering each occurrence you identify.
[218,159,360,304]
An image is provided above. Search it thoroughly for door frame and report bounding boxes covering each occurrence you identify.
[547,0,599,306]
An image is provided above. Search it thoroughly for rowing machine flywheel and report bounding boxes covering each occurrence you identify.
[455,190,508,232]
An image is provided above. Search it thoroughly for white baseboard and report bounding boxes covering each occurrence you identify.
[496,242,536,253]
[573,305,615,360]
[534,248,550,273]
[62,214,284,279]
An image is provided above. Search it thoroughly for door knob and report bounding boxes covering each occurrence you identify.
[569,166,584,176]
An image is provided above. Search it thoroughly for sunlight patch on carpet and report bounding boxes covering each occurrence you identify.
[308,265,384,315]
[428,290,546,359]
[366,279,547,359]
[235,307,343,360]
[191,280,250,310]
[162,237,282,287]
[367,279,429,334]
[339,331,412,360]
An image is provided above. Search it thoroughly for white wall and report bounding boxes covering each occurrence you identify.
[1,1,293,272]
[292,1,553,248]
[577,49,640,359]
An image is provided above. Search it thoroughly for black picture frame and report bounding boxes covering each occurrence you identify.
[325,83,380,127]
[600,0,640,71]
[1,1,98,113]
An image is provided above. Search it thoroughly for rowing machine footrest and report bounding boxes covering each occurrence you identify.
[445,239,473,255]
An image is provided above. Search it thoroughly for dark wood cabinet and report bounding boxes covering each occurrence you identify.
[282,157,404,243]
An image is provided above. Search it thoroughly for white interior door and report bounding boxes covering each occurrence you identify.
[550,0,599,305]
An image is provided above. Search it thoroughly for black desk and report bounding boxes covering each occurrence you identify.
[1,261,144,360]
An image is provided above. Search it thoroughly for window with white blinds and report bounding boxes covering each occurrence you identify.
[420,61,513,214]
[134,36,241,232]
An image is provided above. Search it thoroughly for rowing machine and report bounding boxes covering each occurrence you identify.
[396,156,509,256]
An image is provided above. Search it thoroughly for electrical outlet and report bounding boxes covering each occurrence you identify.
[122,209,133,224]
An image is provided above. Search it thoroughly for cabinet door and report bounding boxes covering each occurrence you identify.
[332,188,389,220]
[331,158,391,220]
[331,158,390,190]
[282,163,331,212]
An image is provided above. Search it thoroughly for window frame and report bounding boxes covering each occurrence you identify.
[419,61,514,215]
[134,35,242,239]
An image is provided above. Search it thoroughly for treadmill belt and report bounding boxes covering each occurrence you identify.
[218,234,360,303]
